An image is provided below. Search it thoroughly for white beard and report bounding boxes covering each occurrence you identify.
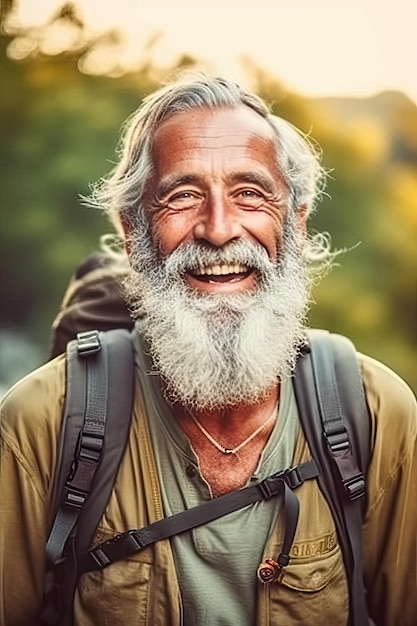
[124,217,311,410]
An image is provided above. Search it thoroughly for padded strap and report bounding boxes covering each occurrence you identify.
[309,330,365,501]
[73,329,134,556]
[293,330,370,626]
[42,329,135,626]
[78,460,318,576]
[47,330,107,564]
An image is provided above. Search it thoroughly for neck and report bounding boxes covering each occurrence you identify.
[172,384,280,496]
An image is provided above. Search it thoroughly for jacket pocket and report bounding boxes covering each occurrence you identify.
[266,543,349,625]
[76,559,152,626]
[75,521,153,626]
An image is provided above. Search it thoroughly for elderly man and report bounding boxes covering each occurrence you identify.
[1,73,416,626]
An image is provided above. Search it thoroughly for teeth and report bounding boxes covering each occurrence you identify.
[195,264,248,276]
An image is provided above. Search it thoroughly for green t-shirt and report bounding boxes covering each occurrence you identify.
[136,338,299,626]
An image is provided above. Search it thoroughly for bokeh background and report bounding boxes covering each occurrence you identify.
[1,0,416,395]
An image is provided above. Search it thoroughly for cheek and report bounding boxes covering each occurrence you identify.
[244,209,285,259]
[151,211,192,256]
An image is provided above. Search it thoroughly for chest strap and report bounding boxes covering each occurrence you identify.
[77,459,318,577]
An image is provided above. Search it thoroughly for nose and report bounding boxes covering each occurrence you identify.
[193,192,243,247]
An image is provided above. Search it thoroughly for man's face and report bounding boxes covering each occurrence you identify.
[138,105,306,295]
[122,105,311,409]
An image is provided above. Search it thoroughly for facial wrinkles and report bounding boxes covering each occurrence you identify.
[147,109,288,220]
[153,169,278,201]
[147,175,288,240]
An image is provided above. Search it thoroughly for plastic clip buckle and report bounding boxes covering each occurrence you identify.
[78,433,104,462]
[343,474,365,501]
[259,471,284,500]
[283,466,303,490]
[126,529,146,551]
[324,432,350,454]
[62,484,88,510]
[77,330,101,356]
[90,547,111,569]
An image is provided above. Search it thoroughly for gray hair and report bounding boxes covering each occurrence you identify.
[89,71,327,236]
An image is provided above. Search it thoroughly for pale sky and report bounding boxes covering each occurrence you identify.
[8,0,417,103]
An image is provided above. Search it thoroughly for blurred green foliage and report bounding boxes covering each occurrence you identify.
[1,25,416,393]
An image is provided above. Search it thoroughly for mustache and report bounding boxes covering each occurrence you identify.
[162,240,278,278]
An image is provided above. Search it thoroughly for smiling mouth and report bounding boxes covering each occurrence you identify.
[189,263,252,283]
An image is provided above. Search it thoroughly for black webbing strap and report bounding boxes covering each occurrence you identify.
[78,459,318,577]
[293,330,370,626]
[46,330,107,564]
[273,479,300,570]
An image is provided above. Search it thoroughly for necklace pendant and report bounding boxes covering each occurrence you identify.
[187,402,278,458]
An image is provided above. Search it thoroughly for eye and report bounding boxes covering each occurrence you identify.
[232,188,265,209]
[239,189,262,198]
[166,191,203,211]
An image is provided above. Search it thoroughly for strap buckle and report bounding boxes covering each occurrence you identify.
[258,461,316,499]
[78,432,104,463]
[63,432,104,507]
[77,330,101,356]
[62,484,88,510]
[343,474,365,501]
[89,530,145,570]
[282,466,304,490]
[324,429,350,454]
[258,471,285,499]
[90,546,111,569]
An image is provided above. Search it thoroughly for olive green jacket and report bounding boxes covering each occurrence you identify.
[1,341,416,626]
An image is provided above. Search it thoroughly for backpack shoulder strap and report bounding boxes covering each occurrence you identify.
[42,328,134,626]
[73,328,135,555]
[293,329,371,626]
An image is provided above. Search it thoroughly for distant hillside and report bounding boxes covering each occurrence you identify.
[312,91,417,165]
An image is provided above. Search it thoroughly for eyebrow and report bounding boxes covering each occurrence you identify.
[156,175,202,199]
[224,171,277,195]
[156,170,279,199]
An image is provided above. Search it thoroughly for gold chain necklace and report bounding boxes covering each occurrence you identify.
[187,404,278,455]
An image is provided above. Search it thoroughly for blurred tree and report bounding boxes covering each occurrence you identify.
[0,27,154,354]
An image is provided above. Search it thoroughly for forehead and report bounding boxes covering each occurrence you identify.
[151,106,279,174]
